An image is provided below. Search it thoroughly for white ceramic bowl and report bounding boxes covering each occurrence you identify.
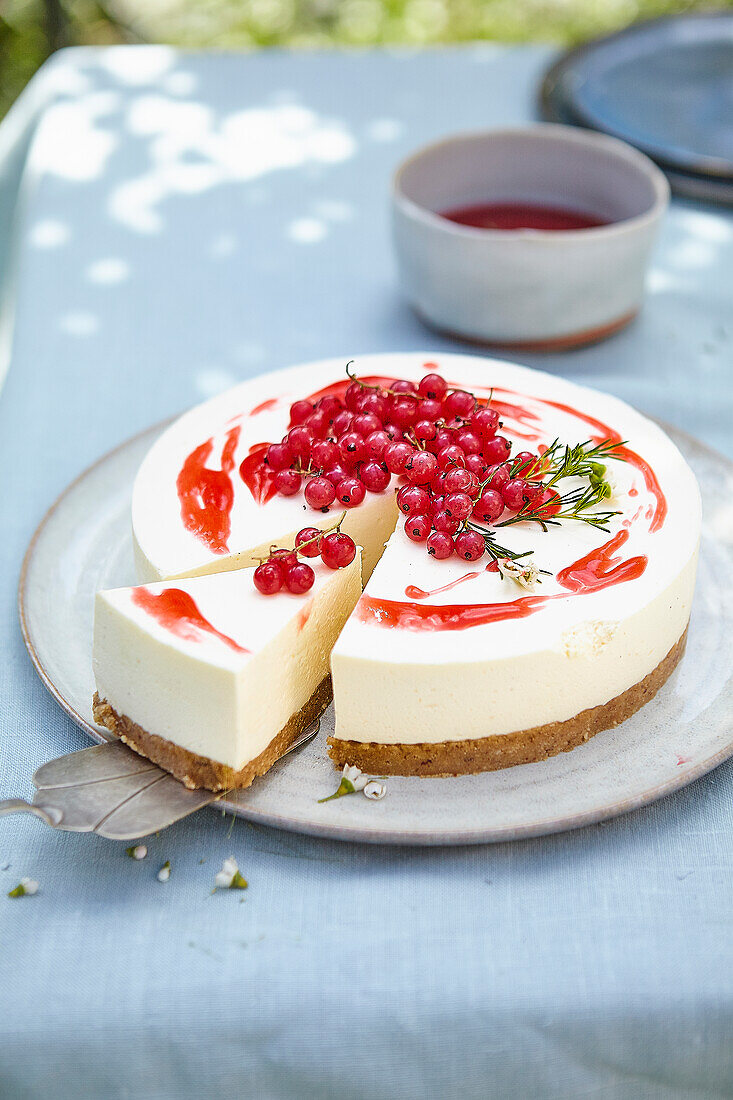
[392,124,669,349]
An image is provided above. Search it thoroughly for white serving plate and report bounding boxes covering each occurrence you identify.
[18,410,733,845]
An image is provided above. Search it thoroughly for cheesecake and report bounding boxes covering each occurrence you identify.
[93,352,700,788]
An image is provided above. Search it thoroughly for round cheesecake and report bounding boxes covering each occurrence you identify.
[93,352,700,787]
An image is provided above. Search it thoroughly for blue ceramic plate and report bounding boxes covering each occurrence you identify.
[541,14,733,185]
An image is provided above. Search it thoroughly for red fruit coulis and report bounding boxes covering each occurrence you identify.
[131,587,249,653]
[439,202,609,232]
[176,425,241,554]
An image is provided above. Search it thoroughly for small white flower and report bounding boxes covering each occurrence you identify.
[157,861,171,882]
[342,764,367,791]
[214,856,247,891]
[363,780,386,800]
[497,557,540,590]
[318,763,368,802]
[126,844,147,860]
[8,877,39,898]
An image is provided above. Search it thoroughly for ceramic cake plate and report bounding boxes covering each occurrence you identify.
[18,414,733,845]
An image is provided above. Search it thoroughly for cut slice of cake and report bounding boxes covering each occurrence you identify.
[93,550,362,790]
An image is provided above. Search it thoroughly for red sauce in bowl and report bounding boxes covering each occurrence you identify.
[439,202,609,231]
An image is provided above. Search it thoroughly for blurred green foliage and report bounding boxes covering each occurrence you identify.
[1,0,730,115]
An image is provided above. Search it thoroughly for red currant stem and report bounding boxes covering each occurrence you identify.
[345,361,402,398]
[404,430,425,451]
[294,510,348,554]
[254,512,348,566]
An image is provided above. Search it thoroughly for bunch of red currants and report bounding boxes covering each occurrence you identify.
[253,528,357,596]
[248,365,555,592]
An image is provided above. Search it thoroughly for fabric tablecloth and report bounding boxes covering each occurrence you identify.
[1,45,732,1100]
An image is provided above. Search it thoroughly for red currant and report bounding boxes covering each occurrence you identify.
[465,454,488,479]
[325,462,349,484]
[443,389,475,419]
[484,436,511,464]
[512,450,535,472]
[315,395,342,422]
[287,425,314,461]
[455,427,482,455]
[471,407,499,438]
[443,467,473,493]
[406,450,439,485]
[305,410,329,438]
[444,492,473,520]
[254,560,284,595]
[426,530,454,559]
[414,419,437,442]
[289,400,313,426]
[405,514,431,542]
[365,430,390,460]
[339,431,367,466]
[384,441,414,474]
[473,489,504,523]
[418,373,448,400]
[502,479,532,511]
[269,549,298,569]
[433,428,454,453]
[336,476,366,507]
[359,393,388,421]
[352,412,381,437]
[332,409,353,436]
[397,485,431,515]
[285,562,315,594]
[321,532,357,569]
[390,396,419,428]
[295,527,322,557]
[265,441,293,470]
[485,463,510,491]
[392,379,418,395]
[437,445,467,470]
[419,398,443,422]
[311,439,340,470]
[344,382,365,411]
[273,469,301,496]
[454,530,485,561]
[360,460,390,493]
[305,476,336,510]
[433,510,460,536]
[535,487,562,519]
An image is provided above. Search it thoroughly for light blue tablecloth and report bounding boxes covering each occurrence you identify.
[1,46,732,1100]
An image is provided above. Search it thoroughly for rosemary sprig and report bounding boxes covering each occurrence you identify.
[517,437,626,487]
[497,481,620,533]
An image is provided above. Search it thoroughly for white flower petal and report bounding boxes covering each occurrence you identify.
[20,877,39,895]
[363,780,386,801]
[343,764,367,789]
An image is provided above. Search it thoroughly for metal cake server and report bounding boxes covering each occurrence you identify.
[0,721,320,840]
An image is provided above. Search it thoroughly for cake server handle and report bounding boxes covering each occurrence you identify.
[0,720,320,840]
[0,799,63,828]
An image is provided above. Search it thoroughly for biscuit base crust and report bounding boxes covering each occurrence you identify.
[327,628,688,776]
[93,676,332,792]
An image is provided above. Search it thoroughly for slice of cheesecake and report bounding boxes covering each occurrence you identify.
[93,550,362,790]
